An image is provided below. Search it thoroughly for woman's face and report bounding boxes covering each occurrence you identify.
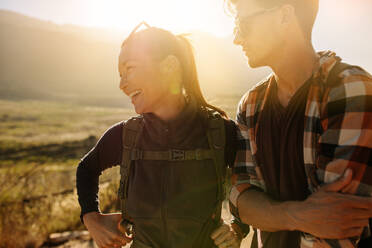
[118,43,172,115]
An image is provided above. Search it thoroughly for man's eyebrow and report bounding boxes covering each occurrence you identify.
[121,59,137,67]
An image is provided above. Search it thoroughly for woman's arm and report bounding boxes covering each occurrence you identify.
[76,122,123,221]
[76,121,131,247]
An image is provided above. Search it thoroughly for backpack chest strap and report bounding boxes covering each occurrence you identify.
[124,148,215,161]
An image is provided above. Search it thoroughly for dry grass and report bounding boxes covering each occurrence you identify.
[0,100,128,247]
[0,96,243,247]
[0,165,120,248]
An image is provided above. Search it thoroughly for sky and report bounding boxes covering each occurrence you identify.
[0,0,370,36]
[0,0,233,36]
[1,0,372,69]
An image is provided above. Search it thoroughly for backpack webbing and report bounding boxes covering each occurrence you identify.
[118,116,144,235]
[326,61,351,87]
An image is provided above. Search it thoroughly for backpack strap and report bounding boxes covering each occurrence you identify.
[206,111,226,204]
[118,116,144,235]
[192,110,227,248]
[326,61,352,87]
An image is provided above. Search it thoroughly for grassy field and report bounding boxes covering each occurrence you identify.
[0,99,135,247]
[0,96,247,248]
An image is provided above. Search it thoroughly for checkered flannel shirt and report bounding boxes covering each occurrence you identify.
[229,51,372,247]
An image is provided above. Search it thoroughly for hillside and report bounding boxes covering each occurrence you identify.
[0,10,269,108]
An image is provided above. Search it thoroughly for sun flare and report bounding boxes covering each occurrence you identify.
[80,0,233,36]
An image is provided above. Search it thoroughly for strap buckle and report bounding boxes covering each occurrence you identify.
[131,149,142,160]
[195,149,203,160]
[170,149,185,161]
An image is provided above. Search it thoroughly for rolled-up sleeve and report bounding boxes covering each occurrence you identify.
[229,91,265,220]
[309,67,372,247]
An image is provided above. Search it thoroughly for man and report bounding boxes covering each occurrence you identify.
[226,0,372,247]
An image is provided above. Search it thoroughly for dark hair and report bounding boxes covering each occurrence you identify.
[226,0,319,40]
[121,27,228,118]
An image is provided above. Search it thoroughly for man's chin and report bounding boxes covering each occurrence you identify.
[247,58,264,69]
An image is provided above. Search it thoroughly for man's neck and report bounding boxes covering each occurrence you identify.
[270,42,319,106]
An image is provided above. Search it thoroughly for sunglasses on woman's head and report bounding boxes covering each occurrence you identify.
[128,21,151,37]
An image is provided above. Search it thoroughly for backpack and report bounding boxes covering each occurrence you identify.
[117,110,227,247]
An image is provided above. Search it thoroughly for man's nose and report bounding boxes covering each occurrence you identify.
[119,76,128,90]
[233,32,244,46]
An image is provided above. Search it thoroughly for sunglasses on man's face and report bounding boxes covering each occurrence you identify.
[233,6,279,38]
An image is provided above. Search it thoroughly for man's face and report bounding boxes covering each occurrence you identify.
[233,0,284,68]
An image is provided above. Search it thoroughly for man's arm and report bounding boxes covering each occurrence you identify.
[237,170,372,238]
[309,66,372,246]
[317,66,372,196]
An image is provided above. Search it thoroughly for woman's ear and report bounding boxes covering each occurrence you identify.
[160,55,183,94]
[160,55,181,74]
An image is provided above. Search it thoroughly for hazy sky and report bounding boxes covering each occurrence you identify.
[1,0,372,70]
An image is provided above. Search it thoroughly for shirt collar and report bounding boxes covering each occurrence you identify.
[314,50,341,83]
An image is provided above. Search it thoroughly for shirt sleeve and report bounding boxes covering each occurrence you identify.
[224,118,251,237]
[76,121,123,223]
[311,67,372,247]
[229,91,265,222]
[224,119,237,168]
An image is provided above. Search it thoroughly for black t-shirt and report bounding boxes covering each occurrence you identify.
[254,77,312,248]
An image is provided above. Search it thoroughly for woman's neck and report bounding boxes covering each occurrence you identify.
[152,94,186,122]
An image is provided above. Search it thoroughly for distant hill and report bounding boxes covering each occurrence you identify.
[0,10,269,107]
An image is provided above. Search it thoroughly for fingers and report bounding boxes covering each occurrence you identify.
[214,229,234,245]
[99,233,130,248]
[211,224,230,239]
[114,234,132,245]
[320,169,352,192]
[335,227,365,239]
[217,237,236,248]
[334,193,372,210]
[211,224,242,248]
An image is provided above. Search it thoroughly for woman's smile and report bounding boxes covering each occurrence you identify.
[128,90,142,103]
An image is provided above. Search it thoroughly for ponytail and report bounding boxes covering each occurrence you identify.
[176,35,228,118]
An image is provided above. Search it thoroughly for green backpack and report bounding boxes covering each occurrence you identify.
[117,110,227,247]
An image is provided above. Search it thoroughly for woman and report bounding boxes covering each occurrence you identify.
[76,23,247,248]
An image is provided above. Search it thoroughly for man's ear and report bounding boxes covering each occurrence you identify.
[279,4,295,26]
[160,55,180,74]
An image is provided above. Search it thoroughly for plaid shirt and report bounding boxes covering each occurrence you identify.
[230,51,372,247]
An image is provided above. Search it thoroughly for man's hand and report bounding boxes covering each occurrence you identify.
[288,169,372,239]
[211,223,242,248]
[83,212,132,248]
